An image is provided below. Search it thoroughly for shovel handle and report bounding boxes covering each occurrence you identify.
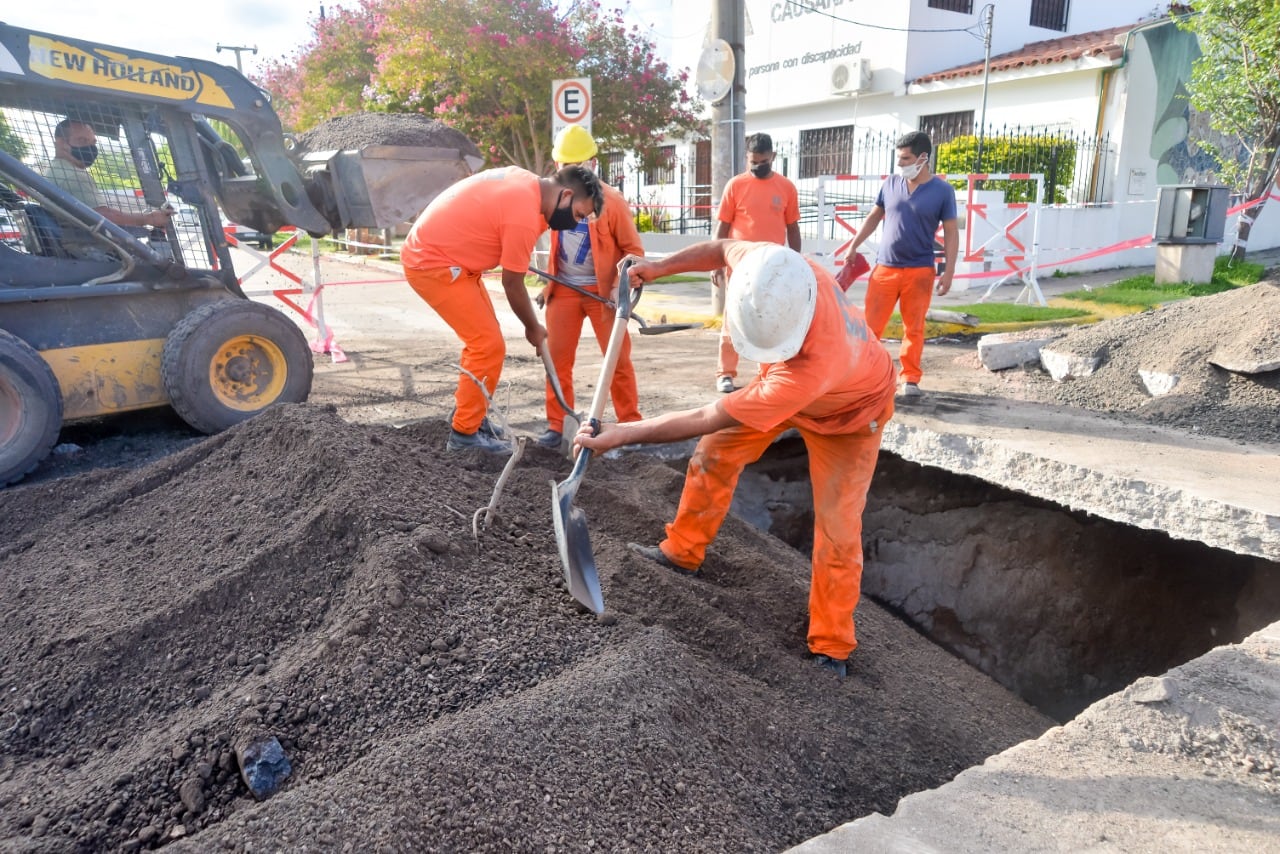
[538,342,575,416]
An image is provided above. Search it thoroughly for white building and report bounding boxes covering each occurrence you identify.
[622,0,1280,276]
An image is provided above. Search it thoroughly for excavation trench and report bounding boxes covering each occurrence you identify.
[731,437,1280,721]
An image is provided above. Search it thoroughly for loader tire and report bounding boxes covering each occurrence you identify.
[0,329,63,487]
[162,300,313,434]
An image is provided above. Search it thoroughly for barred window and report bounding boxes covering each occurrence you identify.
[798,125,855,179]
[1030,0,1070,31]
[928,0,973,12]
[919,111,975,147]
[644,146,676,185]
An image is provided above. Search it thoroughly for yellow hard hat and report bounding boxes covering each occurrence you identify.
[552,125,598,164]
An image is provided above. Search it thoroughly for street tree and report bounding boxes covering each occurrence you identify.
[258,2,380,133]
[1177,0,1280,261]
[256,0,703,174]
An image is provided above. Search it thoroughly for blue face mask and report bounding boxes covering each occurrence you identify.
[69,143,99,167]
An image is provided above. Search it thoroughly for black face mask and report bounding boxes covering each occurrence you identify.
[548,198,578,231]
[750,161,772,179]
[69,143,99,167]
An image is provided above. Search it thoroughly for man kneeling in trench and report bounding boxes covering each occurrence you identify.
[575,239,896,677]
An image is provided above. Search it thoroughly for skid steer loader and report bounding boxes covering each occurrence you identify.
[0,22,483,485]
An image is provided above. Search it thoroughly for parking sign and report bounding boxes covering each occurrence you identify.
[551,78,592,138]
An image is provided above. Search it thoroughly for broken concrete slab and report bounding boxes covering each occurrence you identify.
[1040,346,1102,381]
[977,329,1065,371]
[788,620,1280,854]
[1139,369,1180,396]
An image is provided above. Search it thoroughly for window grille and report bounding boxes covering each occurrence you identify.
[798,126,855,180]
[1030,0,1070,31]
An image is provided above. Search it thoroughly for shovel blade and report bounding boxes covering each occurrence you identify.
[551,478,604,613]
[560,412,581,461]
[637,322,704,335]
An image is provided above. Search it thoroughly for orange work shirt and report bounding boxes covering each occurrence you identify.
[401,166,548,274]
[717,172,800,245]
[721,241,895,435]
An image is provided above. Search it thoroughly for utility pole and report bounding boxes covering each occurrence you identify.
[975,3,994,171]
[709,0,746,315]
[216,43,257,73]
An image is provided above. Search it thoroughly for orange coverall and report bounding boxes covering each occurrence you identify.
[715,171,800,379]
[544,182,645,431]
[401,167,548,435]
[658,244,896,660]
[863,265,936,385]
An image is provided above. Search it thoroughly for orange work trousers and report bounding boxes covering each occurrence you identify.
[544,286,642,431]
[405,265,503,435]
[863,265,936,384]
[716,328,740,380]
[658,415,889,659]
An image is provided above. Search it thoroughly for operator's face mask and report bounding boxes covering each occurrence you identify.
[899,154,927,181]
[69,143,99,167]
[548,194,579,231]
[749,158,773,179]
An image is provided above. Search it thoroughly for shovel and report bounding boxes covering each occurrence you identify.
[529,265,703,335]
[537,342,581,460]
[550,260,636,614]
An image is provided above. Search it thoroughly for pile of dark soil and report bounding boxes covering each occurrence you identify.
[0,405,1051,851]
[295,112,483,162]
[1022,279,1280,444]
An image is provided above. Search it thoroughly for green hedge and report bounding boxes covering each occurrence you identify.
[936,135,1075,203]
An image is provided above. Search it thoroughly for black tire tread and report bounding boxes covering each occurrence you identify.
[0,328,63,486]
[161,300,313,434]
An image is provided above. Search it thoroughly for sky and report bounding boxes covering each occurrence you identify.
[3,1,329,74]
[4,1,689,77]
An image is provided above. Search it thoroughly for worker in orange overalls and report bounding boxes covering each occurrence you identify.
[712,132,801,393]
[575,240,896,678]
[536,125,645,449]
[401,164,603,453]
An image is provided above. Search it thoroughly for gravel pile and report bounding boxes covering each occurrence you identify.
[1024,278,1280,444]
[0,405,1051,852]
[295,112,483,161]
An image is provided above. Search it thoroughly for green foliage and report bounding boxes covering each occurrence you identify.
[936,135,1075,203]
[0,112,28,160]
[1177,2,1280,195]
[634,209,658,233]
[1060,255,1264,306]
[939,304,1088,323]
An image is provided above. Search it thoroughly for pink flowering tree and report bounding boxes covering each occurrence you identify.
[257,2,381,132]
[256,0,704,173]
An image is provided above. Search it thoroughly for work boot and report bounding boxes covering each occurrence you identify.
[627,542,698,576]
[478,416,505,439]
[898,382,922,398]
[535,429,563,450]
[446,428,512,455]
[716,376,735,394]
[813,653,848,679]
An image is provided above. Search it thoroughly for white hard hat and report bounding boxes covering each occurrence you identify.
[725,245,817,363]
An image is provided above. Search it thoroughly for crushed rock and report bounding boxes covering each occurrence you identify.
[1022,279,1280,444]
[0,404,1052,851]
[294,112,483,161]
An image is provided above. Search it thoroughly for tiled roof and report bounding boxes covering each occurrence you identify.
[911,22,1136,85]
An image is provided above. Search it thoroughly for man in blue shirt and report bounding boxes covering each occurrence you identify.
[843,131,958,398]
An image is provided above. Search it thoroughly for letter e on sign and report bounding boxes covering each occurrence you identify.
[551,77,592,138]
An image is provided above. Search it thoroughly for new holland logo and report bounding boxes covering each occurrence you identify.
[27,35,234,109]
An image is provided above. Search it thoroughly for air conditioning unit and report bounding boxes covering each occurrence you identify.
[830,59,872,96]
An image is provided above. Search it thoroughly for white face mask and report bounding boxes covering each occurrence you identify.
[900,155,927,181]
